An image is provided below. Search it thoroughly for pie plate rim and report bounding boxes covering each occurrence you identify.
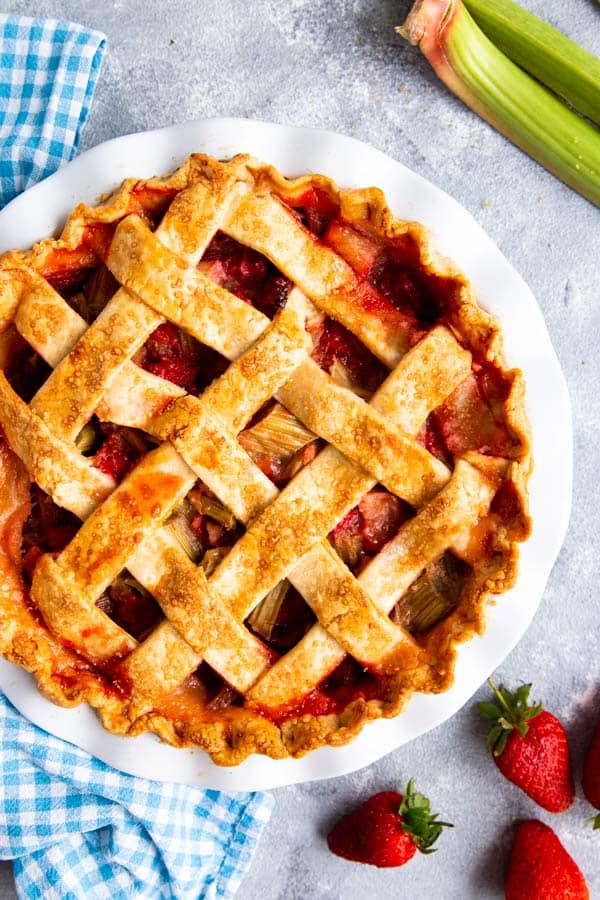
[0,117,572,791]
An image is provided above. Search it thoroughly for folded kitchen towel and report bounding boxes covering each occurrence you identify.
[0,14,105,205]
[0,15,274,900]
[0,695,273,899]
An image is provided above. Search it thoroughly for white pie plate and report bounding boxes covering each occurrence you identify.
[0,118,571,791]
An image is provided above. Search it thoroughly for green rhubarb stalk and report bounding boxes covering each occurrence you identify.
[397,0,600,207]
[463,0,600,126]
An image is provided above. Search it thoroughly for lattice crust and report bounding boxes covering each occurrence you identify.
[0,153,532,765]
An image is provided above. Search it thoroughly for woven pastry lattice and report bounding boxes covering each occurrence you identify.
[0,155,531,763]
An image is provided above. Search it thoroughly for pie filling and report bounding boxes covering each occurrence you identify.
[0,156,530,757]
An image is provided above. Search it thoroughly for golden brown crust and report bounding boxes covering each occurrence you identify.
[0,152,531,766]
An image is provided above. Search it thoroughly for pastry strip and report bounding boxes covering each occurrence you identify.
[224,193,409,365]
[247,458,497,708]
[108,218,451,503]
[3,170,475,710]
[31,444,192,663]
[25,177,250,444]
[0,372,113,520]
[125,327,472,705]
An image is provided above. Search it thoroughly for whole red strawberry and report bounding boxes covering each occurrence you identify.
[582,714,600,829]
[505,820,589,899]
[326,780,452,867]
[478,680,574,813]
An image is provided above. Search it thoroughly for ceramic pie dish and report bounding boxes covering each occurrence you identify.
[0,119,571,790]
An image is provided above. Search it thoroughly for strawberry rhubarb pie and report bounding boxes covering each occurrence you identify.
[0,153,531,765]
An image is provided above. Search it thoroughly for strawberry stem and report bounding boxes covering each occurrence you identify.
[589,814,600,831]
[399,779,453,854]
[478,678,543,757]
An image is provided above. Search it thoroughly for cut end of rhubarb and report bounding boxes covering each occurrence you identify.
[396,0,454,46]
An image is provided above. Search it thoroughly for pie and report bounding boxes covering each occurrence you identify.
[0,152,532,766]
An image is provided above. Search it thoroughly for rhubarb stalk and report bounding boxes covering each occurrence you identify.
[463,0,600,126]
[398,0,600,207]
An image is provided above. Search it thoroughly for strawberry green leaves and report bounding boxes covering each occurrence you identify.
[478,679,543,757]
[399,779,453,854]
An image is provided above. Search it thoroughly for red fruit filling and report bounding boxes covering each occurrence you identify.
[2,327,52,402]
[369,235,459,326]
[96,578,162,641]
[286,186,340,238]
[329,488,412,574]
[311,317,388,396]
[246,586,316,654]
[430,363,514,457]
[93,431,141,482]
[263,657,384,724]
[137,322,228,394]
[200,232,293,318]
[20,486,79,583]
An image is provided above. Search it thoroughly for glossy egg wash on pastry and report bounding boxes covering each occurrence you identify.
[0,154,531,765]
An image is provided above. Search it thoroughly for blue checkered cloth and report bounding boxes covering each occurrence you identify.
[0,15,274,900]
[0,695,273,899]
[0,14,106,205]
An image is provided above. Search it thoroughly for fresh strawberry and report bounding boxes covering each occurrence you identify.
[505,820,589,900]
[326,780,452,868]
[583,715,600,825]
[478,680,574,813]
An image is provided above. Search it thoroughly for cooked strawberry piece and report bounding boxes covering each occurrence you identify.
[369,241,457,326]
[277,687,338,719]
[140,322,227,393]
[321,656,381,706]
[265,587,316,653]
[312,319,387,394]
[93,432,139,482]
[329,493,410,571]
[97,581,161,640]
[82,223,115,263]
[418,415,452,465]
[189,512,237,551]
[358,490,407,553]
[201,232,292,316]
[204,519,225,548]
[289,187,339,237]
[144,322,181,358]
[20,486,80,580]
[39,245,101,290]
[434,370,512,457]
[323,221,383,275]
[265,657,381,723]
[257,274,291,317]
[45,525,78,552]
[4,330,52,402]
[144,357,200,391]
[370,253,421,310]
[32,486,77,537]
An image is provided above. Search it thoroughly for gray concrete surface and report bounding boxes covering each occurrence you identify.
[2,0,600,897]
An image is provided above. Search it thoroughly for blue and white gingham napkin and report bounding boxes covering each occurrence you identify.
[0,696,273,899]
[0,14,106,204]
[0,15,274,900]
